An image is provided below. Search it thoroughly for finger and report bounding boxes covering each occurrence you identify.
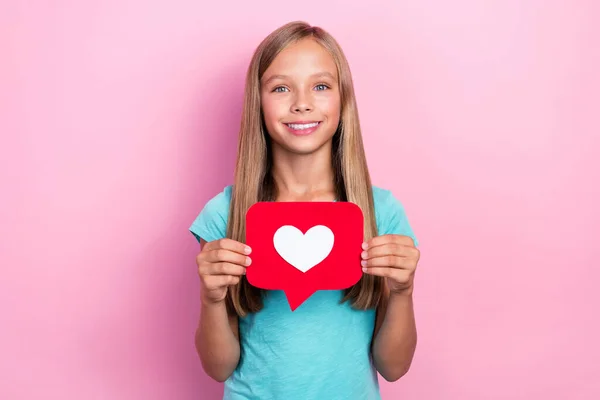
[204,248,252,266]
[362,243,412,260]
[204,238,252,255]
[363,234,414,250]
[362,267,410,281]
[361,255,411,269]
[203,274,240,290]
[200,262,247,277]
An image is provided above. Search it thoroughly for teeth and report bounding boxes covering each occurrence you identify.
[287,122,319,130]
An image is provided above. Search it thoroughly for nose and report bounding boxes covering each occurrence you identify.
[291,91,313,113]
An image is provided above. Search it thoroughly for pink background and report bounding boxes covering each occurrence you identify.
[2,1,599,399]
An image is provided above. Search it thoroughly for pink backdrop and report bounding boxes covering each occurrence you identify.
[2,1,599,399]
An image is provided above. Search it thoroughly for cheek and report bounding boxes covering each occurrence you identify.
[317,95,340,119]
[262,97,286,123]
[322,99,341,128]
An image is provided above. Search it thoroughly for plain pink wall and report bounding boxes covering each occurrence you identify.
[2,0,599,399]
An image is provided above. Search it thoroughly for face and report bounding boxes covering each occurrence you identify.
[260,38,341,156]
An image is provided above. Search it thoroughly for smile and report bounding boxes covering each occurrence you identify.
[283,121,322,136]
[285,122,320,130]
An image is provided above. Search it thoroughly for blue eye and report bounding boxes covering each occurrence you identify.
[315,84,329,91]
[273,86,288,93]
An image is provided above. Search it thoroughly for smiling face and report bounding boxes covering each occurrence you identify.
[260,38,341,156]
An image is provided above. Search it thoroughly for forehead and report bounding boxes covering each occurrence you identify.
[263,38,338,80]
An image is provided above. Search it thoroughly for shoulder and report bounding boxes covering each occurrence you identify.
[189,185,233,243]
[372,185,419,247]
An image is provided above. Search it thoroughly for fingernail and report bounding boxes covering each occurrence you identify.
[244,246,252,254]
[245,257,252,266]
[361,251,368,259]
[362,267,367,273]
[362,242,368,250]
[361,260,367,267]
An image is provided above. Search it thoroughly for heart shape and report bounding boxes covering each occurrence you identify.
[273,225,334,273]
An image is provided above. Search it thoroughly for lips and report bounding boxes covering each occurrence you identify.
[283,121,321,136]
[285,121,321,130]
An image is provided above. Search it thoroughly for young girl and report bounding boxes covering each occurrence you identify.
[190,21,421,400]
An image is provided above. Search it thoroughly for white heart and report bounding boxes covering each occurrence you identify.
[273,225,334,273]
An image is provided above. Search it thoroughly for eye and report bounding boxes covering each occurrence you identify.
[315,84,330,91]
[273,86,289,93]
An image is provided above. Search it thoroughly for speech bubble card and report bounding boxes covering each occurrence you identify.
[245,201,364,311]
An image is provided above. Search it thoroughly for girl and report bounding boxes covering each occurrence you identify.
[190,21,420,400]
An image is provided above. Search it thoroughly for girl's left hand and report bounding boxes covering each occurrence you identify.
[361,234,420,295]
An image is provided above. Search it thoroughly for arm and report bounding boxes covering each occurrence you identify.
[195,238,245,382]
[362,234,420,382]
[371,288,417,382]
[196,297,240,382]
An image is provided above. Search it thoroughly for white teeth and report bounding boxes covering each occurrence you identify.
[287,122,319,130]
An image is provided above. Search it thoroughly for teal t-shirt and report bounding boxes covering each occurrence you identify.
[189,185,418,400]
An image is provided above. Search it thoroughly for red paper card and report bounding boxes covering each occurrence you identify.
[245,201,364,311]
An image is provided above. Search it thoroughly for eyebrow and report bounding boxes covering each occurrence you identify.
[262,71,336,86]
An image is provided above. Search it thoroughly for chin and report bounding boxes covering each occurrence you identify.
[273,137,332,156]
[288,145,325,155]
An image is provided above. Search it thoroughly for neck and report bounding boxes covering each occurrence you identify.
[270,143,336,202]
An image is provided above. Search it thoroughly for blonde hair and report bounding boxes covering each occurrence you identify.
[226,21,385,317]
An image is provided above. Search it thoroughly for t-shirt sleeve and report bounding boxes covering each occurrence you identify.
[378,189,419,247]
[189,189,230,244]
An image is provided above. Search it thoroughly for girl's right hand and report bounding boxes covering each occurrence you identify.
[196,238,252,305]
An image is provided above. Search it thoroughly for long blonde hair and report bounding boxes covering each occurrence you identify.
[226,21,385,317]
